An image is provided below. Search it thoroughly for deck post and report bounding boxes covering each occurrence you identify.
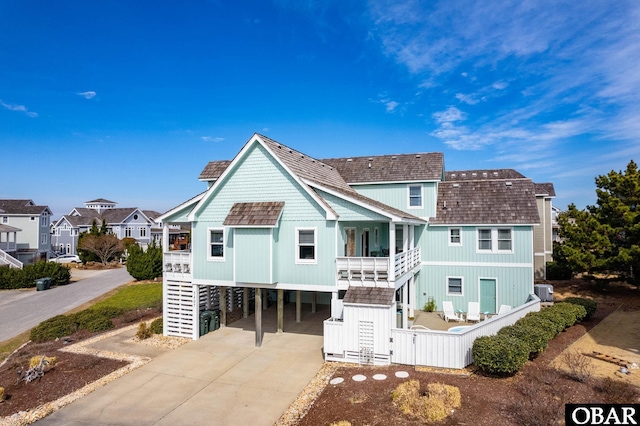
[311,292,317,313]
[262,289,268,310]
[402,282,408,328]
[409,276,415,318]
[277,289,284,333]
[255,287,262,347]
[296,290,301,323]
[220,287,227,328]
[243,287,249,318]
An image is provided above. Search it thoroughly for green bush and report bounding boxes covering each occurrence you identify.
[0,262,71,289]
[552,302,587,325]
[126,241,163,281]
[546,261,572,280]
[498,323,552,357]
[149,317,163,334]
[70,306,122,331]
[30,315,78,343]
[563,297,597,320]
[515,315,559,339]
[83,316,114,333]
[529,309,566,334]
[472,335,529,375]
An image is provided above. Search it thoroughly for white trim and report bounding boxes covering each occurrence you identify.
[446,276,464,296]
[347,179,441,186]
[478,277,498,312]
[407,184,423,209]
[448,227,462,246]
[207,227,226,262]
[295,227,317,264]
[192,279,337,292]
[422,260,533,268]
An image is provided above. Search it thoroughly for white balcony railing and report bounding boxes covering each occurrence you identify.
[336,247,421,287]
[0,248,23,269]
[163,251,192,280]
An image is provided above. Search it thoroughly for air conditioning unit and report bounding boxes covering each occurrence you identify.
[534,284,554,302]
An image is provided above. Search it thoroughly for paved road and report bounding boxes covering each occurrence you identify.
[0,268,134,342]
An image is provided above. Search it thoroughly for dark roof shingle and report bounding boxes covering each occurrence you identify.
[223,202,285,227]
[534,182,556,197]
[343,287,395,306]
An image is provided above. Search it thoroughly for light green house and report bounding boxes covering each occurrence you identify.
[158,133,550,357]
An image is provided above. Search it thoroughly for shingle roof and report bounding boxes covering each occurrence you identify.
[0,199,51,215]
[223,202,285,227]
[445,169,526,181]
[343,287,395,306]
[198,160,233,181]
[534,183,556,197]
[430,179,540,225]
[0,224,22,232]
[322,153,444,184]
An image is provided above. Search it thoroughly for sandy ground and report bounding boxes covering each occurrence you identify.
[552,310,640,386]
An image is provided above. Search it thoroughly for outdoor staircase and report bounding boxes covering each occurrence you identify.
[0,248,23,269]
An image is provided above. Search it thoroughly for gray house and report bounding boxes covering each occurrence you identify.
[51,198,161,255]
[0,199,53,267]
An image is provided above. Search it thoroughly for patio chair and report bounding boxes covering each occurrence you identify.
[441,301,463,322]
[497,304,512,315]
[466,302,481,322]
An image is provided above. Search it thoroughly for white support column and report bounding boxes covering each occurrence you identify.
[220,287,227,328]
[255,287,262,347]
[402,282,409,329]
[162,223,170,252]
[311,292,317,313]
[296,290,301,323]
[403,224,409,253]
[389,222,396,259]
[408,276,415,318]
[243,287,249,318]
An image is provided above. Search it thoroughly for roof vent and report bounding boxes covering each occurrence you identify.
[368,162,371,169]
[482,172,488,177]
[493,171,499,176]
[451,173,456,178]
[506,181,513,186]
[347,158,353,162]
[453,183,460,188]
[392,156,397,160]
[416,154,421,158]
[461,173,466,177]
[472,172,477,177]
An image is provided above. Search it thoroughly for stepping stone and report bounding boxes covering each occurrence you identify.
[395,371,409,378]
[329,377,344,385]
[352,374,367,382]
[372,374,387,380]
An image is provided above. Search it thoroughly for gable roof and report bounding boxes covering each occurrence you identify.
[343,287,395,306]
[199,160,233,181]
[534,183,556,197]
[322,152,444,184]
[223,202,285,227]
[85,198,116,204]
[0,199,52,215]
[431,179,540,225]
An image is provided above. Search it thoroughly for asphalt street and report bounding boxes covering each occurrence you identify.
[0,267,134,342]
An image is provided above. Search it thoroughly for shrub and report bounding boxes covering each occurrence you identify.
[561,349,594,382]
[391,380,460,422]
[30,315,78,343]
[515,315,560,340]
[472,334,529,375]
[127,241,163,281]
[70,308,119,332]
[149,317,163,334]
[498,323,552,357]
[423,297,436,312]
[563,297,597,320]
[0,262,70,289]
[546,261,572,280]
[136,322,153,340]
[392,379,421,415]
[29,355,57,369]
[528,309,566,334]
[552,302,587,325]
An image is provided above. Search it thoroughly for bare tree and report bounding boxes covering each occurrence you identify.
[78,234,124,265]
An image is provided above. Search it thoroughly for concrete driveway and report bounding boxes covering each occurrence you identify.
[36,304,328,426]
[0,267,133,342]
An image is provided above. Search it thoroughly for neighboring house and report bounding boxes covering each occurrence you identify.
[551,205,562,243]
[158,133,551,367]
[51,198,162,254]
[0,199,53,267]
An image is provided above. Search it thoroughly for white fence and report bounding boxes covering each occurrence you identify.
[325,294,541,369]
[0,248,22,269]
[163,251,192,280]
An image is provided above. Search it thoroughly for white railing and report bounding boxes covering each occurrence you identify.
[0,248,23,269]
[394,247,421,277]
[336,247,421,287]
[163,251,192,281]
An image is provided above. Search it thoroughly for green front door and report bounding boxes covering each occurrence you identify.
[480,279,496,314]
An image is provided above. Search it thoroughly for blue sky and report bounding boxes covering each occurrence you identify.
[2,1,639,217]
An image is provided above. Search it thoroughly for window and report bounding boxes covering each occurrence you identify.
[478,229,492,250]
[208,229,224,259]
[477,228,513,253]
[408,185,423,208]
[125,227,133,238]
[41,215,48,226]
[65,244,71,254]
[447,277,463,295]
[296,228,316,263]
[40,233,48,244]
[374,227,379,247]
[30,216,36,221]
[498,228,512,251]
[449,228,461,245]
[138,227,147,237]
[72,229,78,236]
[2,217,7,223]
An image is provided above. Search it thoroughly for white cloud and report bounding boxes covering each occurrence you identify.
[385,101,399,112]
[201,136,224,143]
[0,100,38,117]
[432,106,466,124]
[455,93,479,105]
[77,91,97,99]
[492,81,508,90]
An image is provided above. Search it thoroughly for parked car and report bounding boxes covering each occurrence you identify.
[50,254,81,263]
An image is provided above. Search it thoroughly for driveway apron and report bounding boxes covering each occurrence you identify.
[36,304,327,426]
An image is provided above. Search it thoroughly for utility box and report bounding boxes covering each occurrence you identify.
[534,284,554,302]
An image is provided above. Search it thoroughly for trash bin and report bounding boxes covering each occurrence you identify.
[199,310,212,336]
[35,277,51,291]
[210,310,220,331]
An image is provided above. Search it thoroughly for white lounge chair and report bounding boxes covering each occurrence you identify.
[442,301,463,322]
[466,302,481,322]
[497,304,512,315]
